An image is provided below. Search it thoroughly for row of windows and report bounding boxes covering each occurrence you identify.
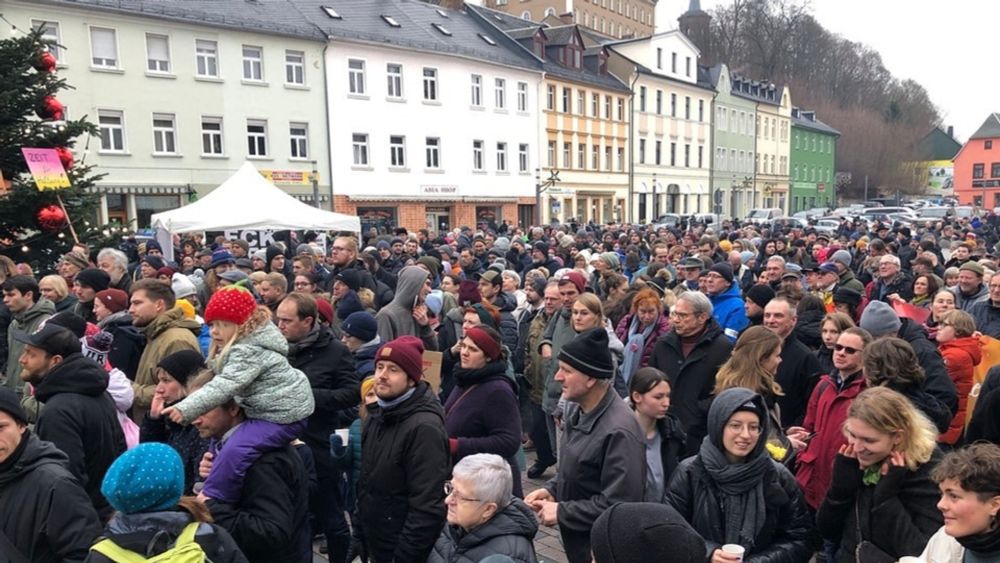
[636,139,704,168]
[793,164,833,183]
[347,59,530,112]
[638,87,705,121]
[716,105,755,136]
[972,163,1000,179]
[757,153,788,176]
[546,141,627,172]
[96,110,310,159]
[351,134,531,174]
[793,131,834,154]
[654,48,692,78]
[715,147,753,174]
[39,19,311,86]
[757,115,790,142]
[544,85,626,121]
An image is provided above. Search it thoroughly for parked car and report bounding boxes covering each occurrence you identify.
[771,217,809,230]
[651,213,682,229]
[746,207,784,225]
[793,207,830,221]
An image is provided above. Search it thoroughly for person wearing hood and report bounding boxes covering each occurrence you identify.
[375,265,439,351]
[93,288,145,381]
[704,262,749,343]
[525,328,645,563]
[15,323,127,520]
[444,326,523,497]
[86,442,248,562]
[277,292,360,563]
[129,279,202,423]
[357,335,450,563]
[140,349,211,494]
[0,387,103,561]
[341,311,380,379]
[859,301,958,424]
[529,241,560,275]
[477,269,519,354]
[429,454,538,563]
[590,502,707,563]
[3,275,54,396]
[666,387,815,563]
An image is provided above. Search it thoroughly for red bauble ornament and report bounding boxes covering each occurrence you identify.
[35,96,64,121]
[33,51,57,73]
[36,204,67,232]
[55,147,73,170]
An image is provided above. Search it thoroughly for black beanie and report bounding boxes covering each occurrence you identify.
[591,502,706,563]
[75,268,110,292]
[265,245,284,268]
[745,284,775,309]
[558,328,614,379]
[156,349,206,386]
[709,262,734,284]
[0,387,27,425]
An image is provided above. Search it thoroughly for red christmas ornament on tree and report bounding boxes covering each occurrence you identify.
[36,204,67,232]
[55,147,73,170]
[33,50,57,73]
[35,96,64,121]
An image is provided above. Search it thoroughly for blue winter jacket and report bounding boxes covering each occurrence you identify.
[709,283,749,342]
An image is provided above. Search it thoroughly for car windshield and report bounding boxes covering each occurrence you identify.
[921,208,949,218]
[749,210,770,218]
[954,207,973,218]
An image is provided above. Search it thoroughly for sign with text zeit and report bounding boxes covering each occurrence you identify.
[22,148,71,191]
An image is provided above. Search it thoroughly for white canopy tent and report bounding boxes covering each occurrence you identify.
[151,162,359,259]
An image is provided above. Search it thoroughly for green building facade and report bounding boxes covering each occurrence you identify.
[790,107,840,212]
[706,64,759,219]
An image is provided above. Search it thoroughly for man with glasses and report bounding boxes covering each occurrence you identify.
[703,262,748,342]
[648,292,732,455]
[789,327,872,511]
[970,272,1000,338]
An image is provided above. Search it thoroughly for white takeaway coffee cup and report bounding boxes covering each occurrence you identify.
[721,544,745,561]
[334,428,350,444]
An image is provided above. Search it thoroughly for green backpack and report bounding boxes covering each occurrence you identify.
[89,523,206,563]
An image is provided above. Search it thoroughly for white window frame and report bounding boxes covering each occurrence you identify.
[145,33,171,74]
[389,135,406,168]
[285,50,305,85]
[495,78,506,110]
[473,140,485,171]
[519,143,529,173]
[200,116,224,156]
[98,109,126,153]
[242,45,264,82]
[386,63,403,99]
[352,133,370,166]
[547,141,556,168]
[425,137,441,169]
[195,39,219,78]
[152,113,177,155]
[246,119,268,157]
[89,26,119,69]
[496,142,508,172]
[471,74,483,107]
[289,123,309,159]
[517,82,528,112]
[348,59,366,95]
[32,20,62,63]
[423,68,438,101]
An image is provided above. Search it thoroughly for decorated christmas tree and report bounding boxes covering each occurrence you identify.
[0,27,113,270]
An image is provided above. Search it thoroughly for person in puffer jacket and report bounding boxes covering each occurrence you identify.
[704,263,749,342]
[429,454,538,563]
[162,284,314,504]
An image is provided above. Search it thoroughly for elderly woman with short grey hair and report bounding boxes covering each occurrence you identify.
[428,454,539,563]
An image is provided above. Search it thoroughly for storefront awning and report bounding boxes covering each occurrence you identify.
[348,195,520,203]
[90,184,193,195]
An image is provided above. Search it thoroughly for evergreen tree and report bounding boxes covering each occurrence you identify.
[0,28,110,270]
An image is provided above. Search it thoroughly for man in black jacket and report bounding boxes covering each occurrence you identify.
[193,379,310,563]
[0,388,102,561]
[358,335,449,563]
[14,322,126,520]
[277,292,359,563]
[764,296,822,427]
[648,292,733,455]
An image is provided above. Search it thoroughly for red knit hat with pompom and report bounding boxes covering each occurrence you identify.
[204,285,257,325]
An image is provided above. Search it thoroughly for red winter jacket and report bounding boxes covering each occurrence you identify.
[795,371,866,510]
[938,336,982,444]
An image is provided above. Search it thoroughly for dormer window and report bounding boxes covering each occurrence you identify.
[381,15,401,28]
[533,34,545,58]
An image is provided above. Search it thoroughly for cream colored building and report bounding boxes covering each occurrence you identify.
[483,0,656,39]
[750,82,793,211]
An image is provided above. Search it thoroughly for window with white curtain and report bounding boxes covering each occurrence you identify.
[146,34,170,73]
[90,27,118,68]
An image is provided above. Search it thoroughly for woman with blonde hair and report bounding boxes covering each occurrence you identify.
[39,273,78,313]
[816,386,943,562]
[570,292,625,395]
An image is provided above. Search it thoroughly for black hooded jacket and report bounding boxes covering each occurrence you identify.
[358,381,450,563]
[286,325,360,449]
[34,353,127,520]
[0,431,103,562]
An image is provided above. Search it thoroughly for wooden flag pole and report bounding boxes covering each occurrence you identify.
[56,193,79,243]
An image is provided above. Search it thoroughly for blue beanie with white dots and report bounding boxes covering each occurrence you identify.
[101,443,184,515]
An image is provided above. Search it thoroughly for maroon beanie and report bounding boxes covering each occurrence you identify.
[458,280,482,307]
[559,270,586,294]
[376,335,425,382]
[95,288,129,314]
[463,326,502,362]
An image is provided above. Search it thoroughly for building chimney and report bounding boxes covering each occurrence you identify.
[947,125,954,138]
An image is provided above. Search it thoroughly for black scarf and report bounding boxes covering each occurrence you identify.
[287,324,322,356]
[0,428,30,474]
[958,519,1000,556]
[452,360,507,389]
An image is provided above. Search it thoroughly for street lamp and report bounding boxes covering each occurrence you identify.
[652,172,658,218]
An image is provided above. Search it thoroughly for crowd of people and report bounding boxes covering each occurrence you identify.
[1,212,1000,563]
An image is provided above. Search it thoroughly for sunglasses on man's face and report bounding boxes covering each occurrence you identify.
[834,344,861,355]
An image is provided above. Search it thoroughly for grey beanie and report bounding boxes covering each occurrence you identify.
[859,300,901,337]
[493,237,510,253]
[831,250,852,269]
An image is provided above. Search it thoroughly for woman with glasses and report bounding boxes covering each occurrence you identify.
[666,387,815,563]
[814,312,855,377]
[429,454,538,563]
[292,273,319,295]
[816,386,943,562]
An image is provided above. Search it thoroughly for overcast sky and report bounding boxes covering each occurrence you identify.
[656,0,997,142]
